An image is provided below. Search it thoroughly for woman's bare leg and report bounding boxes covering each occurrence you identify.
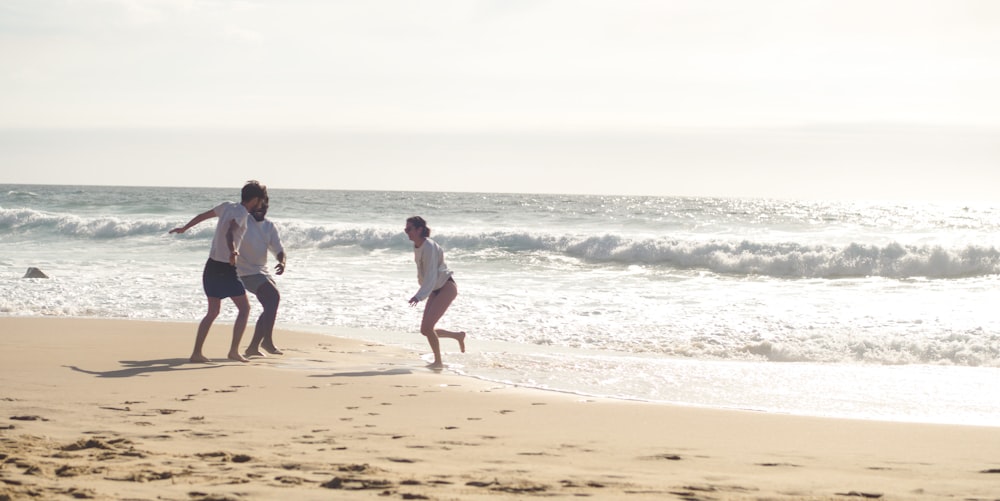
[420,281,462,368]
[191,297,221,363]
[435,329,466,353]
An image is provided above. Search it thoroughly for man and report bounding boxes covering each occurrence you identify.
[237,196,287,357]
[170,180,266,363]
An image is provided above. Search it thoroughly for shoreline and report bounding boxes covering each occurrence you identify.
[2,317,999,500]
[260,320,1000,429]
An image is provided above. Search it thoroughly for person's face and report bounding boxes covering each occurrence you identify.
[404,223,420,242]
[247,196,264,211]
[251,202,268,222]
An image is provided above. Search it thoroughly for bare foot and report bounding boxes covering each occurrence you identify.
[190,354,211,363]
[427,361,444,370]
[244,349,266,358]
[457,331,466,353]
[263,346,283,355]
[228,352,250,363]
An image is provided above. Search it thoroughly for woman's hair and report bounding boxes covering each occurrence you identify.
[242,180,267,203]
[406,216,431,238]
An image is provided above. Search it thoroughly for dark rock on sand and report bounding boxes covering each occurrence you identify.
[23,267,49,279]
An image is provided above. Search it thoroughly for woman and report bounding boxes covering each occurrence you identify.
[405,216,466,369]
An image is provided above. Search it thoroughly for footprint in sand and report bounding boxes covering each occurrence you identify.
[61,438,116,451]
[195,451,252,463]
[560,480,606,488]
[835,491,883,499]
[55,464,104,477]
[274,475,314,485]
[466,479,549,494]
[100,406,130,412]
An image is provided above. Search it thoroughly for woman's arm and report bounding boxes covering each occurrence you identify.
[409,243,440,305]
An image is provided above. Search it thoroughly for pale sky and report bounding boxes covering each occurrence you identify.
[1,0,999,200]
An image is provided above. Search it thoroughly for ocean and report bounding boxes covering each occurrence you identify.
[2,184,998,426]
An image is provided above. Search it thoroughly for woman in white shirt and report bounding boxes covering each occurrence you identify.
[406,216,466,369]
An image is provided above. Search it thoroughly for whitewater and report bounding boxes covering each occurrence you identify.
[2,184,998,426]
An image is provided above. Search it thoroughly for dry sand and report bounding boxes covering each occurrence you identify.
[1,317,998,500]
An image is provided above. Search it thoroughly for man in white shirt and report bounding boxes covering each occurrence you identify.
[170,180,266,363]
[237,197,287,357]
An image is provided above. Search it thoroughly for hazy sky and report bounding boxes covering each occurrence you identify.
[2,0,998,200]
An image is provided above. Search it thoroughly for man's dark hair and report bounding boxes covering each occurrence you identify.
[242,180,266,203]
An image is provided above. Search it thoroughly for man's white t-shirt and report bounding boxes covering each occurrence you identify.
[237,218,284,277]
[208,202,249,263]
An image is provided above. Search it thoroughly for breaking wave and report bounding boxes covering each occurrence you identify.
[4,207,998,279]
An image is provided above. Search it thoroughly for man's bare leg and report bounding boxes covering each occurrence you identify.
[245,281,280,357]
[227,294,251,363]
[191,298,221,363]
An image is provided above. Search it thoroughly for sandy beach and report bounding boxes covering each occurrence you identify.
[1,317,998,500]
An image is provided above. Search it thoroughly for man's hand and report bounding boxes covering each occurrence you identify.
[275,252,286,275]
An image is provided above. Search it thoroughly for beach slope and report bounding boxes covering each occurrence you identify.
[1,317,997,500]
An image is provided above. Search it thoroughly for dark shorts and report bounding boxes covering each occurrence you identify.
[202,258,246,299]
[431,276,456,297]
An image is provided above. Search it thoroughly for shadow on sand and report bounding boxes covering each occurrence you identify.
[66,359,223,378]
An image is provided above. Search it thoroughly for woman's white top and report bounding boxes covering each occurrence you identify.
[413,237,453,301]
